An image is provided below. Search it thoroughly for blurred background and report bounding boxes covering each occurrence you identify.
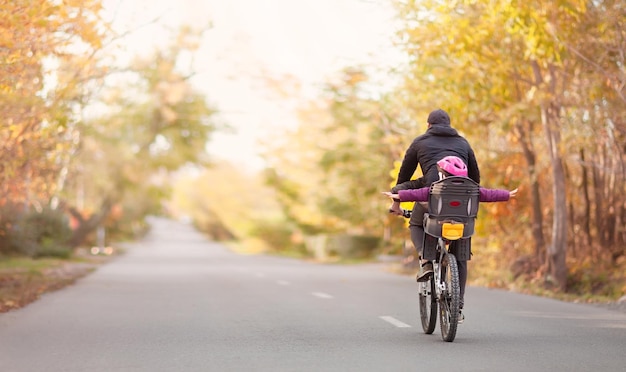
[1,0,624,302]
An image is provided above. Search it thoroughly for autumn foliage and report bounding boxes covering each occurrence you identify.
[1,0,624,298]
[263,0,626,295]
[0,2,218,254]
[0,0,106,207]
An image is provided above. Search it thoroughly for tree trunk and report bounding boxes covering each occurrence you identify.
[531,60,568,291]
[516,120,545,264]
[568,202,577,258]
[64,197,114,248]
[579,149,591,247]
[541,102,568,291]
[592,156,605,250]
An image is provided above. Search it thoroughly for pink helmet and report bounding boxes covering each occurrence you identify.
[437,156,468,177]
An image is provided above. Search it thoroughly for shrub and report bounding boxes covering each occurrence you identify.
[248,220,294,252]
[1,206,73,258]
[327,234,381,259]
[0,203,23,255]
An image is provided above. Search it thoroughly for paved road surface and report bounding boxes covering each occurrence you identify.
[1,217,625,372]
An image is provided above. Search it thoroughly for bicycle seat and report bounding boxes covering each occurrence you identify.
[423,176,480,239]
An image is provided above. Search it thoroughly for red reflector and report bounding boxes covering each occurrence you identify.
[449,200,461,207]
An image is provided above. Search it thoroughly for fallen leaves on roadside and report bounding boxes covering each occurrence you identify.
[0,263,96,313]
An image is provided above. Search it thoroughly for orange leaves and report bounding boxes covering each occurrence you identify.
[0,0,108,206]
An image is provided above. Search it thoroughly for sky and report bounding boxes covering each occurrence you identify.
[104,0,401,170]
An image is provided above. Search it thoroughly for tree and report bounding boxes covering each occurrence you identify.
[0,0,107,208]
[62,27,220,247]
[393,0,626,291]
[263,68,405,236]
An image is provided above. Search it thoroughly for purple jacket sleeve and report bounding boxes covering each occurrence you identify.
[399,186,510,203]
[397,187,430,202]
[479,187,510,202]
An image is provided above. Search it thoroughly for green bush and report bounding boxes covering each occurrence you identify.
[0,203,22,255]
[327,234,381,259]
[567,267,615,297]
[249,220,294,251]
[0,205,72,258]
[34,244,72,259]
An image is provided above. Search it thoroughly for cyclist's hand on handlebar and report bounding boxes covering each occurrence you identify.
[388,200,403,216]
[509,188,519,198]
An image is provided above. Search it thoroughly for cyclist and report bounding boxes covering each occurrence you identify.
[390,108,480,269]
[386,156,517,322]
[389,109,480,321]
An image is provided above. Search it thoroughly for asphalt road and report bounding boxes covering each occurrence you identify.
[1,217,625,372]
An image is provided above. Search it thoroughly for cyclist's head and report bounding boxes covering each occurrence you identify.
[437,156,468,177]
[427,109,450,126]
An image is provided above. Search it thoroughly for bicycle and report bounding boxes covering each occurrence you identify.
[401,176,480,342]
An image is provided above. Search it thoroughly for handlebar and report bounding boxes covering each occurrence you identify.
[389,208,412,218]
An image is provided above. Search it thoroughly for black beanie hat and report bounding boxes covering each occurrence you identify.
[427,109,450,126]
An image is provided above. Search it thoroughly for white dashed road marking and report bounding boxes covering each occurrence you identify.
[379,316,411,328]
[311,292,333,299]
[276,280,290,286]
[255,273,266,278]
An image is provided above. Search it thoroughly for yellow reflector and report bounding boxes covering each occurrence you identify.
[441,223,464,240]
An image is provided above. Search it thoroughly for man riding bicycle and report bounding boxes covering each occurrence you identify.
[389,109,480,319]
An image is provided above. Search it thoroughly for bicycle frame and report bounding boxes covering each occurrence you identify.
[432,244,446,294]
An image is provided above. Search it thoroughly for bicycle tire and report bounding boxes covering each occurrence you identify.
[439,253,460,342]
[418,276,437,334]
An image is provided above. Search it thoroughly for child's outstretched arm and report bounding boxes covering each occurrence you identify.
[479,187,519,202]
[383,188,430,202]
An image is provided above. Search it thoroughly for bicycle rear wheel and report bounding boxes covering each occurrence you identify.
[439,253,460,342]
[418,276,437,334]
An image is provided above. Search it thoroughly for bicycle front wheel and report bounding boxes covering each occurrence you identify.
[439,253,460,342]
[418,276,437,334]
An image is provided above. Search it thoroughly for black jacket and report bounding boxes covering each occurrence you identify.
[392,124,480,192]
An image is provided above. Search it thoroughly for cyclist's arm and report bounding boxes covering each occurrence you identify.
[391,177,428,193]
[467,147,480,184]
[396,142,419,185]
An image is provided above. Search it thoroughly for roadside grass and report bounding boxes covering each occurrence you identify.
[0,250,114,313]
[224,238,312,260]
[470,250,626,305]
[223,238,268,255]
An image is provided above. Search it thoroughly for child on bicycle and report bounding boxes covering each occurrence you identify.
[383,156,517,215]
[385,156,518,204]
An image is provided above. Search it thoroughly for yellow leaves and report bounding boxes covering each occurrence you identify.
[526,86,536,101]
[0,0,108,204]
[156,80,187,105]
[388,160,416,212]
[172,162,283,240]
[0,83,12,94]
[388,160,402,181]
[345,70,367,86]
[159,106,177,123]
[2,52,22,64]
